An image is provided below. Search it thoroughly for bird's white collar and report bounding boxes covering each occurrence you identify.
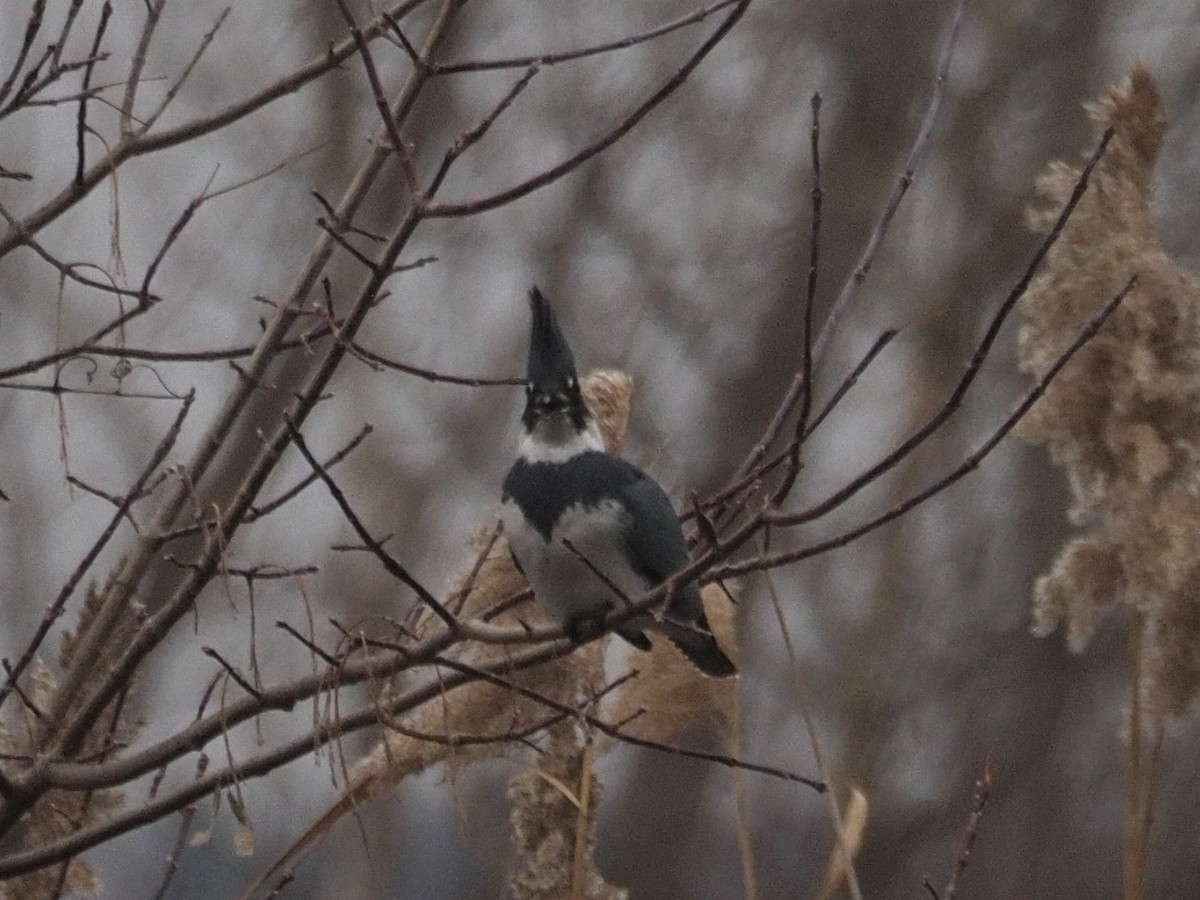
[518,417,604,464]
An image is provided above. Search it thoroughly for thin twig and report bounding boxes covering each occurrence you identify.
[120,0,166,136]
[803,330,899,439]
[51,0,87,71]
[316,217,382,271]
[275,621,340,668]
[285,418,458,628]
[0,660,43,719]
[595,719,823,790]
[811,0,967,363]
[333,0,422,197]
[798,90,822,440]
[245,424,373,524]
[424,64,541,197]
[311,191,386,242]
[0,324,332,381]
[149,801,197,900]
[74,2,111,185]
[0,381,180,400]
[432,0,741,74]
[444,522,503,618]
[141,7,231,133]
[561,538,636,609]
[0,0,47,108]
[348,340,520,386]
[685,328,897,531]
[431,657,824,790]
[379,705,568,748]
[942,757,993,899]
[202,648,266,702]
[772,91,824,506]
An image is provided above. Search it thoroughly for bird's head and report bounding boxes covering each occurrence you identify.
[520,287,602,456]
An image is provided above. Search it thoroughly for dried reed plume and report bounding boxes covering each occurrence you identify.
[1018,63,1200,723]
[0,577,136,900]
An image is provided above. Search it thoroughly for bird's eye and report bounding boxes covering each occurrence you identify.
[566,376,577,391]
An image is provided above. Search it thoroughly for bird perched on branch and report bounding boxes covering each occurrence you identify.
[501,287,736,677]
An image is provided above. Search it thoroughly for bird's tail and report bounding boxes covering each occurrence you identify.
[660,607,737,678]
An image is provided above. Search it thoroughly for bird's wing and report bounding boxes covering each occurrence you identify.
[609,461,736,676]
[616,468,693,586]
[616,466,717,624]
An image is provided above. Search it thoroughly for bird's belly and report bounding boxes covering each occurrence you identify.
[501,499,649,623]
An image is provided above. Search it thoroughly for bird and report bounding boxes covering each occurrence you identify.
[500,287,736,677]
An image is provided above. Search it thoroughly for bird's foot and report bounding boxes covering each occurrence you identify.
[564,613,606,644]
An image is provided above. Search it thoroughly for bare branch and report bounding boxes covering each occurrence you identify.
[0,390,195,714]
[284,418,458,628]
[769,126,1116,530]
[347,339,521,386]
[141,7,232,133]
[32,0,461,779]
[202,648,266,703]
[333,0,423,198]
[0,0,435,258]
[425,64,541,197]
[714,275,1136,579]
[0,0,47,108]
[74,2,112,185]
[432,0,742,74]
[811,0,968,362]
[432,657,824,789]
[120,0,167,137]
[724,0,966,498]
[423,0,751,217]
[941,758,993,899]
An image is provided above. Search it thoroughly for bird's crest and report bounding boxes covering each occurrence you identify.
[527,286,578,390]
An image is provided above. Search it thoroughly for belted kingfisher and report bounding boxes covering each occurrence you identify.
[500,287,736,677]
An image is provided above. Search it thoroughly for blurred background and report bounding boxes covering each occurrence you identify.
[1,0,1199,897]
